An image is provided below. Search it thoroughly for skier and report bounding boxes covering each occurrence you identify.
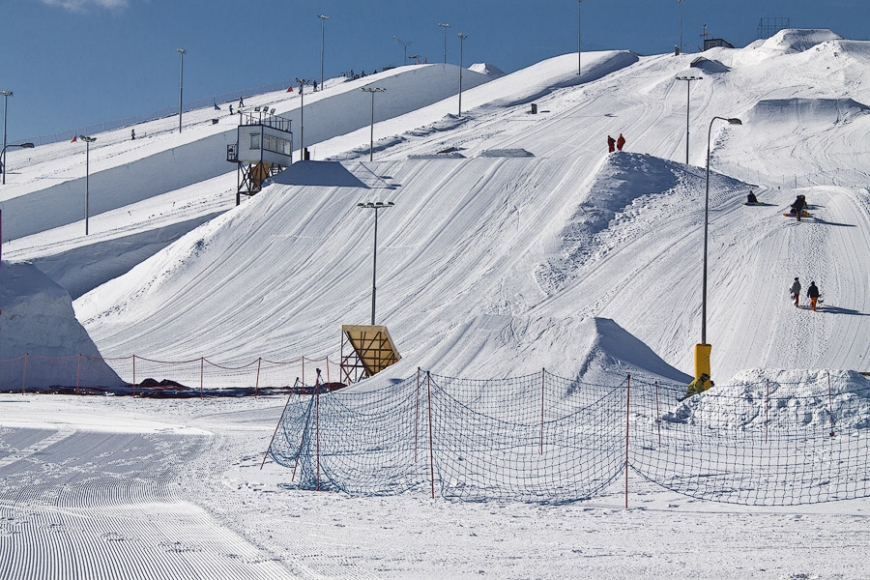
[682,373,712,400]
[616,133,626,151]
[790,194,807,221]
[746,190,758,204]
[607,135,616,153]
[790,277,802,307]
[807,281,820,311]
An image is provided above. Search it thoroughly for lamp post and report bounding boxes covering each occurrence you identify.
[438,23,451,64]
[177,48,186,133]
[458,33,467,117]
[361,88,386,162]
[295,78,311,160]
[0,142,34,185]
[79,135,97,235]
[697,116,741,379]
[676,75,702,164]
[393,36,412,65]
[357,201,395,325]
[318,14,330,91]
[577,0,582,77]
[1,90,12,185]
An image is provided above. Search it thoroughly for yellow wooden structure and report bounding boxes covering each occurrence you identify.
[340,325,401,383]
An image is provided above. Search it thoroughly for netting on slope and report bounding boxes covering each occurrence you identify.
[269,371,870,506]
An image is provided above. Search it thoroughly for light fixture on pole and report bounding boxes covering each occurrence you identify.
[696,116,742,380]
[393,36,412,65]
[437,23,451,64]
[295,78,311,160]
[361,88,386,162]
[1,90,12,185]
[79,135,97,236]
[177,48,186,133]
[318,14,330,91]
[0,142,34,186]
[577,0,582,77]
[457,33,467,117]
[676,75,702,165]
[356,201,395,325]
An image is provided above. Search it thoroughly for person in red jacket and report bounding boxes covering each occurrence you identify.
[616,133,626,151]
[607,135,616,153]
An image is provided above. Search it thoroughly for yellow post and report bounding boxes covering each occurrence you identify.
[694,343,712,389]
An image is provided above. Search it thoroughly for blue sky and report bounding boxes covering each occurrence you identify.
[2,0,867,141]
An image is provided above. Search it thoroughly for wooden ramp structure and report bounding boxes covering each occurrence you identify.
[340,325,402,383]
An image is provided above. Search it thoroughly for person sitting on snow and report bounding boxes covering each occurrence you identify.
[747,190,758,204]
[683,373,712,399]
[790,195,807,220]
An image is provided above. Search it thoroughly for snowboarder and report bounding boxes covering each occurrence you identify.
[682,373,712,400]
[790,277,802,307]
[746,190,758,204]
[131,129,135,140]
[789,194,807,221]
[616,133,626,151]
[807,281,820,311]
[607,135,616,153]
[229,104,234,115]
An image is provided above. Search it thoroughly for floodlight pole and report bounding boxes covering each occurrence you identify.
[1,90,12,185]
[357,201,395,325]
[0,142,34,186]
[577,0,582,77]
[701,116,742,345]
[318,14,330,91]
[80,135,97,235]
[361,88,386,162]
[296,78,310,160]
[458,33,467,117]
[394,36,412,65]
[676,75,702,164]
[177,49,186,134]
[438,23,451,64]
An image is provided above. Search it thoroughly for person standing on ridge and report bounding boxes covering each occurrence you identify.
[807,281,820,311]
[616,133,626,151]
[607,135,616,153]
[790,277,802,307]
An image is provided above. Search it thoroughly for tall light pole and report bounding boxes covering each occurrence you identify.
[361,88,386,162]
[357,201,395,325]
[80,135,97,236]
[577,0,583,77]
[393,36,412,65]
[438,23,451,64]
[177,48,186,133]
[458,33,467,117]
[676,75,702,164]
[1,90,12,185]
[318,14,330,91]
[295,78,311,160]
[679,0,685,54]
[0,142,34,185]
[697,116,741,379]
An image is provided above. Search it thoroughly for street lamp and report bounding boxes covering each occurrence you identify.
[79,135,97,236]
[356,201,395,325]
[437,23,451,64]
[577,0,582,77]
[697,116,741,379]
[318,14,330,91]
[393,36,412,65]
[177,48,186,133]
[458,33,467,117]
[295,78,312,160]
[361,88,386,162]
[1,89,12,185]
[676,75,702,164]
[0,142,34,185]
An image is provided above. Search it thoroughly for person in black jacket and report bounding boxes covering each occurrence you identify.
[790,195,807,221]
[807,281,820,311]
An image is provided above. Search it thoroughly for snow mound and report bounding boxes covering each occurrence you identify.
[0,262,124,388]
[748,98,870,127]
[469,62,506,78]
[750,29,844,55]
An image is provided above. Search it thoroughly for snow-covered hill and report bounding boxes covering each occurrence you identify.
[3,29,870,386]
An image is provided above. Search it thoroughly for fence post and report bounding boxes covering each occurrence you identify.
[540,368,546,455]
[255,357,262,398]
[654,381,661,445]
[261,382,296,470]
[132,355,136,396]
[199,357,204,399]
[76,354,82,395]
[827,372,836,437]
[426,371,436,500]
[625,373,631,509]
[315,368,322,491]
[21,353,28,394]
[415,367,421,463]
[765,379,770,443]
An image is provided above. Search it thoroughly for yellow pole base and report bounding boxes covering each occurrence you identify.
[694,343,712,384]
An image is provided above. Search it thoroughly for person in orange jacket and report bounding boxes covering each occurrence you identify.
[616,133,626,151]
